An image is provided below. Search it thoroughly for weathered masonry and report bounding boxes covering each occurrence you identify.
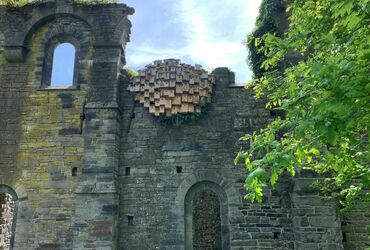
[0,1,369,250]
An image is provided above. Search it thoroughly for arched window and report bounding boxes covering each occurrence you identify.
[50,43,76,87]
[0,186,18,250]
[185,181,229,250]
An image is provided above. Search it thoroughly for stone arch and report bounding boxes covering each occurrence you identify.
[0,185,18,250]
[174,171,239,250]
[23,13,92,49]
[25,15,93,88]
[185,181,226,250]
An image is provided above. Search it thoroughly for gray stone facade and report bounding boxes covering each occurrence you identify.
[0,1,368,250]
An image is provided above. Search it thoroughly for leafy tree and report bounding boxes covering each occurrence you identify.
[246,0,278,79]
[236,0,370,209]
[246,0,289,79]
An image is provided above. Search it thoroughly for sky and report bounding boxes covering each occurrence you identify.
[51,0,262,87]
[51,43,75,86]
[122,0,261,84]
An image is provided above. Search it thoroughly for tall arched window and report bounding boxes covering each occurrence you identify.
[50,43,76,87]
[0,186,17,250]
[185,181,229,250]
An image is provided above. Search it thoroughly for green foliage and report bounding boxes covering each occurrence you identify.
[159,108,206,126]
[237,0,370,209]
[0,0,116,7]
[124,68,138,78]
[246,0,279,78]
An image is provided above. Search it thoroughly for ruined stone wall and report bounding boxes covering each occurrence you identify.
[117,68,368,250]
[118,68,297,250]
[0,12,89,248]
[0,1,133,249]
[0,1,369,250]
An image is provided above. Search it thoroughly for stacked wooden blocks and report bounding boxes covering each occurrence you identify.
[128,59,215,117]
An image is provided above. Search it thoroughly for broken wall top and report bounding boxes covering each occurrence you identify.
[0,0,134,62]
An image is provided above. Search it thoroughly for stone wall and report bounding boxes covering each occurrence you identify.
[118,68,295,250]
[341,202,370,250]
[117,67,367,250]
[0,1,133,249]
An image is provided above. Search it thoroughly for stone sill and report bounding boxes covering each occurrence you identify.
[37,86,80,91]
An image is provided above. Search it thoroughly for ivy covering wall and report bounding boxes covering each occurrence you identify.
[247,0,290,78]
[193,189,221,250]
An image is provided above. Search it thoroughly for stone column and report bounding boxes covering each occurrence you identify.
[73,46,123,249]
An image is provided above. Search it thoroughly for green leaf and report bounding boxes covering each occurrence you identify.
[245,167,266,186]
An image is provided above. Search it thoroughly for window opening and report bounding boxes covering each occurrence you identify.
[176,166,183,173]
[127,215,134,226]
[51,43,76,87]
[72,167,78,177]
[0,192,16,249]
[125,167,131,176]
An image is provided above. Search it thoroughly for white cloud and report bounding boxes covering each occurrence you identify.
[175,0,261,83]
[125,0,261,84]
[128,46,185,66]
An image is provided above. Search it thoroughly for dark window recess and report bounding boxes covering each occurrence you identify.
[131,113,135,119]
[125,167,131,176]
[72,167,78,177]
[128,215,134,226]
[342,233,347,242]
[176,166,183,173]
[273,232,280,239]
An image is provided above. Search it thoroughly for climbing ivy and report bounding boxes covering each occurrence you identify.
[158,106,208,126]
[246,0,279,78]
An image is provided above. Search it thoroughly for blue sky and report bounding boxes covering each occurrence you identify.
[123,0,261,84]
[51,43,75,86]
[51,0,261,87]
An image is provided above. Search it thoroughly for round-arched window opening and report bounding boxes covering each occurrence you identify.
[50,43,76,87]
[0,191,17,250]
[184,181,229,250]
